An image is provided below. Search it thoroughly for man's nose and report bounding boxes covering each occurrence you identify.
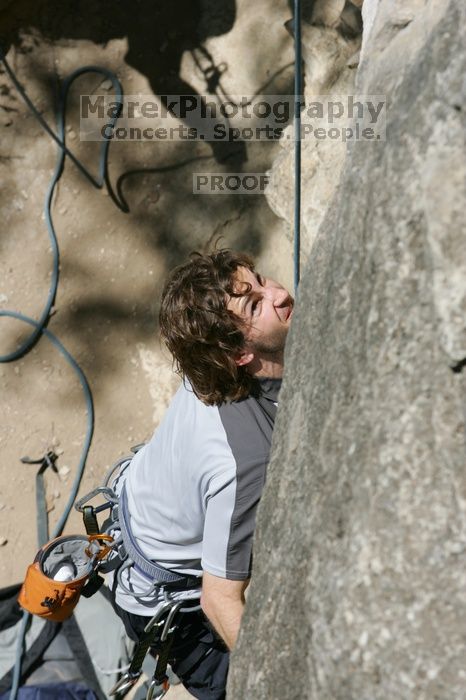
[270,287,289,307]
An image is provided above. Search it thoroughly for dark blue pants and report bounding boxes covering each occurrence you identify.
[114,602,229,699]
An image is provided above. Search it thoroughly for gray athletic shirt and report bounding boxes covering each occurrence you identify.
[113,377,281,615]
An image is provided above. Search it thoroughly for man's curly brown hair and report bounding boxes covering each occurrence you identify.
[159,249,256,405]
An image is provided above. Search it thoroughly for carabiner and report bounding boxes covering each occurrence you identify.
[146,677,170,700]
[74,486,118,512]
[84,533,114,561]
[108,670,142,696]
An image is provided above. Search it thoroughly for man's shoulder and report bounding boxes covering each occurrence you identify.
[166,377,279,458]
[166,379,208,413]
[216,378,281,466]
[171,376,281,410]
[218,377,281,422]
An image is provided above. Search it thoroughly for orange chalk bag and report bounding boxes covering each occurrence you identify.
[18,533,112,622]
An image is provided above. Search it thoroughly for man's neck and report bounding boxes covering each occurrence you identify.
[249,353,284,379]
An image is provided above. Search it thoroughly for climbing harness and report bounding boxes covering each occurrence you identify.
[73,451,203,699]
[75,452,198,584]
[17,448,202,698]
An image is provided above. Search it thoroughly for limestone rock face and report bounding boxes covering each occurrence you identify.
[229,0,466,698]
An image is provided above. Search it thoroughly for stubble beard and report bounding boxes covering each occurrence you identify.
[250,325,289,357]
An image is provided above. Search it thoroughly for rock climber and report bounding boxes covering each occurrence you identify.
[110,248,294,699]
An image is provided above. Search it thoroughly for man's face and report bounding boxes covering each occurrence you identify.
[227,266,294,360]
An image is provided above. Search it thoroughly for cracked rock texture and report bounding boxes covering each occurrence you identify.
[229,0,466,698]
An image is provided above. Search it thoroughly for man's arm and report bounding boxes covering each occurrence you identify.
[201,571,250,650]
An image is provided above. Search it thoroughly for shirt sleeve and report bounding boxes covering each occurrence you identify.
[201,454,268,580]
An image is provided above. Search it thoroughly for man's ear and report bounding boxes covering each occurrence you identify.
[234,348,254,367]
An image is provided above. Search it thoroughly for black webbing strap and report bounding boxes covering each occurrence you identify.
[82,505,100,536]
[151,634,174,687]
[62,615,106,700]
[81,571,105,598]
[20,452,58,547]
[128,603,180,681]
[127,624,162,676]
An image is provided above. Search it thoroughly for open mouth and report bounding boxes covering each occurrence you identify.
[284,302,294,321]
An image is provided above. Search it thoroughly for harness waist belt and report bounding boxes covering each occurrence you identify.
[119,484,197,586]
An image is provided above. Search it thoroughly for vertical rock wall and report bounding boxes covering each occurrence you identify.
[229,0,466,698]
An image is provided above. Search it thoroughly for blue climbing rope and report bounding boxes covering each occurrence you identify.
[7,314,95,700]
[0,52,125,362]
[294,0,302,296]
[0,48,122,700]
[1,311,95,539]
